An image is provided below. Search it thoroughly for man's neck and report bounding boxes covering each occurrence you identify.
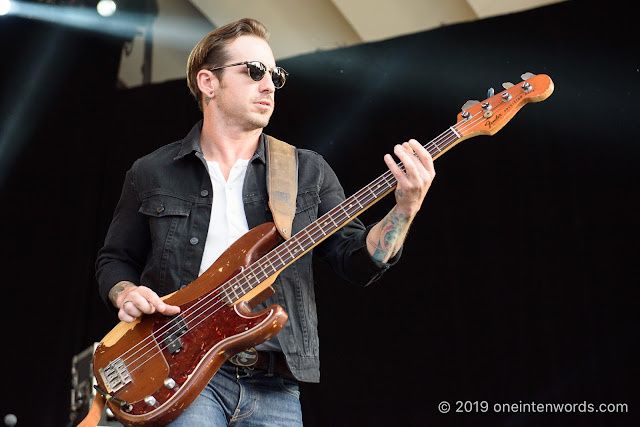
[200,118,261,179]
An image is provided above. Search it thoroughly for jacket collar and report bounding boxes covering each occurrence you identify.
[174,120,266,164]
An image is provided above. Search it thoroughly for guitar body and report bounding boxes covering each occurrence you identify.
[93,223,288,427]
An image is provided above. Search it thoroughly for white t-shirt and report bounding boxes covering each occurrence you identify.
[198,158,250,276]
[198,157,283,353]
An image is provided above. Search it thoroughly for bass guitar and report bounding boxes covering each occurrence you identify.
[91,72,554,426]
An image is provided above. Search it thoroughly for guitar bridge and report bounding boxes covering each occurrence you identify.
[98,357,132,393]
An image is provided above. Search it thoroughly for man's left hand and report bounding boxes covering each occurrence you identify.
[383,139,435,218]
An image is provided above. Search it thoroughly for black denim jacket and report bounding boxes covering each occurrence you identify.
[96,121,400,382]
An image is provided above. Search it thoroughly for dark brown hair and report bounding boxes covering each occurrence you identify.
[186,18,270,111]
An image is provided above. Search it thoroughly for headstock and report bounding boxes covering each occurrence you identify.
[454,73,554,141]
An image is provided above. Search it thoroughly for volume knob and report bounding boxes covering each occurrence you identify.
[164,378,177,389]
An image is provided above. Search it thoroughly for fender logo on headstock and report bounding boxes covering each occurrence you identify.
[484,113,503,130]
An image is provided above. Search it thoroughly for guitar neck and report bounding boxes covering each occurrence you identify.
[218,126,462,303]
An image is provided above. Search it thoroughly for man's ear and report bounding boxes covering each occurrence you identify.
[197,69,217,101]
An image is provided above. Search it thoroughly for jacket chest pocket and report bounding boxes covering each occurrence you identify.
[292,189,321,234]
[139,194,193,255]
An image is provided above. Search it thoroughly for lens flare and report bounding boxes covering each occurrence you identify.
[0,0,12,16]
[97,0,117,17]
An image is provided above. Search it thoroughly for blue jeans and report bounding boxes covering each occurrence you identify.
[167,362,303,426]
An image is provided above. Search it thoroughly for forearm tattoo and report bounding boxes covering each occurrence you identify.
[367,206,411,262]
[109,281,135,307]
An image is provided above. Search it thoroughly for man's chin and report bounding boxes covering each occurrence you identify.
[251,114,272,130]
[242,118,270,132]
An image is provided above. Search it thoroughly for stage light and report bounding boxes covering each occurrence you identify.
[97,0,116,17]
[0,0,11,17]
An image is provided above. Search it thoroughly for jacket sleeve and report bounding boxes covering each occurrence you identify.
[314,155,402,286]
[95,163,151,310]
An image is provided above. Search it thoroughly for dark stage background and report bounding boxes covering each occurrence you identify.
[1,1,638,426]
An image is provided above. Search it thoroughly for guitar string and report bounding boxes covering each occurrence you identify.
[117,108,489,375]
[117,108,492,376]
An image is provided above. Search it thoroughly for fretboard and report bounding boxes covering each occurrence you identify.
[218,126,461,303]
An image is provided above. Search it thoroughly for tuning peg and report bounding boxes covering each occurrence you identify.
[502,82,514,89]
[487,87,495,98]
[461,100,479,111]
[520,72,536,80]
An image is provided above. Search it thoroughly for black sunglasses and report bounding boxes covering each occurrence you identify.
[209,61,289,89]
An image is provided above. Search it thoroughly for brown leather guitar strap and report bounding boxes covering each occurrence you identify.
[266,134,297,240]
[76,393,105,427]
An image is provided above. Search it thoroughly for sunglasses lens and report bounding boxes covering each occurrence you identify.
[245,62,287,88]
[271,68,287,88]
[247,62,266,81]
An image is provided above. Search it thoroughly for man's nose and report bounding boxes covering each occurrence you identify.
[259,71,276,92]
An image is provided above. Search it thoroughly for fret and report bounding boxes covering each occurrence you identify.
[220,286,234,304]
[255,263,268,280]
[264,256,278,273]
[430,140,441,153]
[246,272,258,286]
[241,282,251,297]
[218,288,229,303]
[283,243,295,259]
[317,220,329,236]
[381,174,394,189]
[449,126,461,139]
[352,196,364,210]
[304,227,316,244]
[327,214,339,228]
[367,186,378,200]
[339,204,351,219]
[274,248,286,267]
[283,240,298,258]
[441,130,459,152]
[344,200,358,217]
[229,282,240,300]
[241,280,251,294]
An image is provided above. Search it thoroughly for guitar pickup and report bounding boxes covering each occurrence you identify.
[162,315,189,355]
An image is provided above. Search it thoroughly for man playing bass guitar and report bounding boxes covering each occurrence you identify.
[96,18,435,426]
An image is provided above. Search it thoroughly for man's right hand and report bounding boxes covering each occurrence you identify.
[109,281,181,323]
